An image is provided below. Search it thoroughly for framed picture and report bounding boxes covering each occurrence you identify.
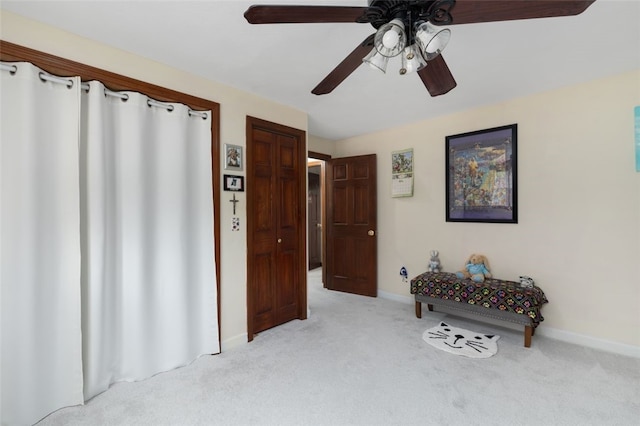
[446,124,517,223]
[391,148,414,197]
[223,174,244,192]
[224,143,243,171]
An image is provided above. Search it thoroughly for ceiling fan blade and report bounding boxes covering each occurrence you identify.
[448,0,596,25]
[417,55,457,97]
[312,34,375,96]
[244,5,368,24]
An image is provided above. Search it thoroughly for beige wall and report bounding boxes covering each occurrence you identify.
[335,70,640,350]
[308,135,336,158]
[1,10,308,350]
[4,9,639,354]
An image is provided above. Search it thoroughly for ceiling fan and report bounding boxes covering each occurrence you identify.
[244,0,595,97]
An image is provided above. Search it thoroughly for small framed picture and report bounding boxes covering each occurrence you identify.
[224,143,243,171]
[391,148,414,198]
[223,174,244,192]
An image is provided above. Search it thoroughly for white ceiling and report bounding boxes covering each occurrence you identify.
[3,0,639,140]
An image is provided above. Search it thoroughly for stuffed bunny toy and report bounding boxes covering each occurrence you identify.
[456,253,491,282]
[428,250,442,273]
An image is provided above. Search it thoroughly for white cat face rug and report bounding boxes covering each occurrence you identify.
[423,322,500,359]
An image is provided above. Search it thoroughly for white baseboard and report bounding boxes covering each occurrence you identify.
[221,333,248,352]
[378,290,414,305]
[535,327,640,358]
[378,290,640,359]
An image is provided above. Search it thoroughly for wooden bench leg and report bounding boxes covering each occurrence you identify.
[415,301,422,318]
[427,304,433,312]
[524,326,533,348]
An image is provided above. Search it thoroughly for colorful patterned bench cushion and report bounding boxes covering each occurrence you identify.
[410,271,549,326]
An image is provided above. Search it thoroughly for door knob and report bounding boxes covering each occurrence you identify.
[277,238,282,243]
[368,230,375,236]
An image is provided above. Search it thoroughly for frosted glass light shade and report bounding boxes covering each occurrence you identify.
[363,48,389,73]
[415,21,451,60]
[374,18,407,58]
[399,44,427,75]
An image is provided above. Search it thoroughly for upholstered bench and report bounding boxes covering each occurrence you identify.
[410,271,548,347]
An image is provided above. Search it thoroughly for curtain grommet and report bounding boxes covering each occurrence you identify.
[189,110,207,120]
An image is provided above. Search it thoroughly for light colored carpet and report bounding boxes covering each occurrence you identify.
[38,268,640,426]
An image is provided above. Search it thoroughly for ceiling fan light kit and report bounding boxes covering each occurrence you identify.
[244,0,596,96]
[373,18,407,57]
[372,17,447,75]
[414,21,451,61]
[363,48,390,73]
[400,45,427,75]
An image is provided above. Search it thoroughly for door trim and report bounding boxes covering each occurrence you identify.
[246,116,307,341]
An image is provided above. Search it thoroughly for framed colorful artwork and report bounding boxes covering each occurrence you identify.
[446,124,517,223]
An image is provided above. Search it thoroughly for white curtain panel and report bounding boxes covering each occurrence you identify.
[1,63,219,424]
[80,81,219,401]
[1,63,84,425]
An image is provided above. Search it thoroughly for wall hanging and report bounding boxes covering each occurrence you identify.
[391,148,414,197]
[224,143,243,171]
[446,124,517,223]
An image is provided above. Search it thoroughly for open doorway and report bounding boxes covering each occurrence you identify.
[308,161,322,270]
[308,151,330,288]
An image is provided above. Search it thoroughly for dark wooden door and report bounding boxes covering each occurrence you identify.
[246,117,307,340]
[308,165,322,270]
[326,154,377,297]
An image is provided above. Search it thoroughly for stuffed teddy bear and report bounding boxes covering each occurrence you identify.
[455,254,492,282]
[428,250,442,273]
